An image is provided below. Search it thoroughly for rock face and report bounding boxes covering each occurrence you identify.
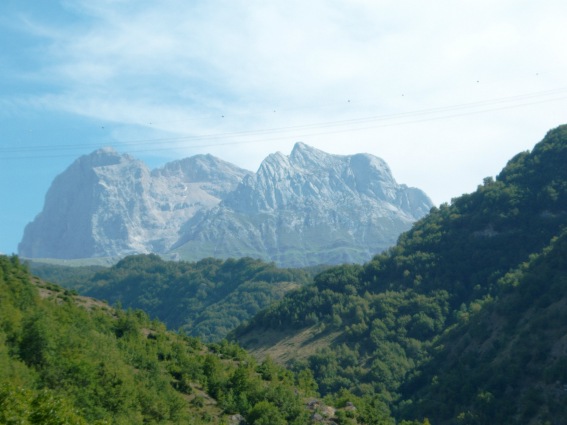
[19,143,433,266]
[172,143,433,266]
[18,148,250,258]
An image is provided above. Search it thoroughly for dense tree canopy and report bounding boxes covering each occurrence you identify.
[234,125,567,424]
[32,254,312,342]
[0,255,320,424]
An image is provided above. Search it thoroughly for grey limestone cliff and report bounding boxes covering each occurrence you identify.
[18,148,250,259]
[172,143,433,266]
[19,143,432,266]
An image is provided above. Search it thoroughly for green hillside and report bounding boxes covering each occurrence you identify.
[402,229,567,424]
[1,255,431,424]
[232,124,567,424]
[0,255,318,424]
[31,255,312,342]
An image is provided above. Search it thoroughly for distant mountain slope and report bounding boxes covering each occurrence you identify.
[232,124,567,423]
[18,148,251,258]
[173,143,432,266]
[19,143,432,267]
[79,254,312,342]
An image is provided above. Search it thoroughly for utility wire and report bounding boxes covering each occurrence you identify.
[2,87,567,160]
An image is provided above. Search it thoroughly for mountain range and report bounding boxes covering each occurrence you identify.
[18,143,432,267]
[12,124,567,424]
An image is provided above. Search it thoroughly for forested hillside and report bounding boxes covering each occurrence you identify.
[233,124,567,424]
[33,254,312,342]
[0,255,312,424]
[402,228,567,424]
[27,261,104,292]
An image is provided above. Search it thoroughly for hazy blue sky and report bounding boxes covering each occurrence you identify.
[2,0,567,255]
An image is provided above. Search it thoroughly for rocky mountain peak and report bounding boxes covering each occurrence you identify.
[152,154,250,182]
[19,150,249,259]
[290,142,337,169]
[173,143,433,266]
[80,147,131,168]
[349,153,392,179]
[20,143,433,266]
[259,151,291,172]
[18,149,149,259]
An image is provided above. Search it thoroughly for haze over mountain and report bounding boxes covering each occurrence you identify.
[18,148,251,259]
[19,143,432,266]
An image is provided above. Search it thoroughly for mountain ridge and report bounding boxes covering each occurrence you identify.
[172,142,432,266]
[19,148,252,258]
[19,143,432,267]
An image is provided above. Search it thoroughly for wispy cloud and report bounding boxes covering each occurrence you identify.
[5,0,567,203]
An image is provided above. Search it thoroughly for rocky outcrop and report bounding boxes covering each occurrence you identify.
[172,143,433,266]
[18,148,250,258]
[19,143,433,266]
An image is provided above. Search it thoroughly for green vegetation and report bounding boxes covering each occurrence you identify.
[234,124,567,424]
[402,229,567,424]
[33,255,312,342]
[235,263,450,403]
[27,261,104,292]
[9,124,567,424]
[0,255,323,424]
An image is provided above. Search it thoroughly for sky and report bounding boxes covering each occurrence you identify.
[1,0,567,255]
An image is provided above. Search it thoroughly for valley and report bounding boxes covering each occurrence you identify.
[3,124,567,424]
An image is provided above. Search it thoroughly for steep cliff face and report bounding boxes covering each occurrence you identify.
[19,144,432,265]
[172,143,433,266]
[18,148,250,259]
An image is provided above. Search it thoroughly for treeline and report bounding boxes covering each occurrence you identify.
[233,125,567,424]
[26,261,104,292]
[32,255,313,342]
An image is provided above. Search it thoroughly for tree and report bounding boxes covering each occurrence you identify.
[247,400,287,425]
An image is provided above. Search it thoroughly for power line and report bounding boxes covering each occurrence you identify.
[2,87,567,160]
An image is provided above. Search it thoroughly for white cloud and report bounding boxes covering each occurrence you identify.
[10,0,567,204]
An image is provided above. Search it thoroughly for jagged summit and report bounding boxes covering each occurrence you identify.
[19,144,432,266]
[81,147,132,166]
[257,151,293,180]
[95,146,119,154]
[173,144,433,266]
[290,141,328,163]
[19,149,250,259]
[153,154,249,180]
